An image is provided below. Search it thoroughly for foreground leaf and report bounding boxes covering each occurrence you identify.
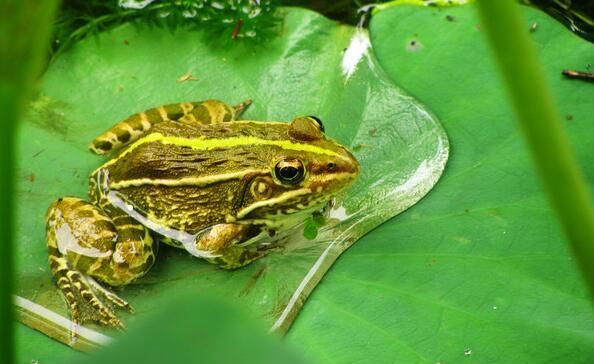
[70,293,310,364]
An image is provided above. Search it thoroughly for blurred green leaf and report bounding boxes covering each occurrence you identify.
[69,292,311,364]
[288,4,594,363]
[1,1,59,363]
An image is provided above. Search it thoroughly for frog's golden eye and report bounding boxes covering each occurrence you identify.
[307,116,325,133]
[274,159,305,185]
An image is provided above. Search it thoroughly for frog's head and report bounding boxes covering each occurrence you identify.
[236,116,360,224]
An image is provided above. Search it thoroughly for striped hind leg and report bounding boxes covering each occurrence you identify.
[45,197,156,333]
[89,99,252,155]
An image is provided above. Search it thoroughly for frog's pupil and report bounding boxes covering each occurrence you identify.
[281,166,298,180]
[275,160,305,185]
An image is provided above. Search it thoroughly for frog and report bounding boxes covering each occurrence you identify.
[45,99,360,330]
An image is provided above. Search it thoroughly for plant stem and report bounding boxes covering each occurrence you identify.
[476,0,594,300]
[0,1,59,362]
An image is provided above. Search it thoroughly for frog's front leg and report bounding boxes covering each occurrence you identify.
[194,224,274,269]
[46,197,156,330]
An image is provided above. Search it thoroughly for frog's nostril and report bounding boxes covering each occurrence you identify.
[327,162,336,170]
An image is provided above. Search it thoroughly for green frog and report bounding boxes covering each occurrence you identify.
[45,99,360,329]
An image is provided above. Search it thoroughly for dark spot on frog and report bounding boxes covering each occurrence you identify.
[368,127,377,137]
[94,140,113,152]
[123,39,129,45]
[566,114,573,121]
[446,15,455,22]
[27,173,35,182]
[118,130,131,144]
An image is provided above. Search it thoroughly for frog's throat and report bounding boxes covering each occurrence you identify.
[101,132,351,169]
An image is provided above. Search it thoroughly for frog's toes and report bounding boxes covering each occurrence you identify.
[87,276,134,313]
[51,260,127,330]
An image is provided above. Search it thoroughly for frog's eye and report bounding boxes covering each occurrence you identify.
[307,116,325,133]
[288,116,324,141]
[274,159,305,185]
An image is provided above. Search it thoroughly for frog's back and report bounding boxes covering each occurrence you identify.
[95,120,291,234]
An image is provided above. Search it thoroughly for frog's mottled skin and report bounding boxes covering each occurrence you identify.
[45,99,360,330]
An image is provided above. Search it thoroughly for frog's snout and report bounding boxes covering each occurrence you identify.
[337,146,360,179]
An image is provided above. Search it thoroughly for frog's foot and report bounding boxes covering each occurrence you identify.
[193,224,282,269]
[232,99,252,118]
[50,255,128,332]
[86,276,134,314]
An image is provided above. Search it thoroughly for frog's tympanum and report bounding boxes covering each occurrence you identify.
[45,99,360,328]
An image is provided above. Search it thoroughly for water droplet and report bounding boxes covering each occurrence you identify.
[464,348,472,356]
[492,305,497,310]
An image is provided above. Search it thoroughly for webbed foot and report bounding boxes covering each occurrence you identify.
[50,255,131,336]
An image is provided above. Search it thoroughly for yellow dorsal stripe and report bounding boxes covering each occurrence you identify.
[104,132,348,168]
[109,169,268,189]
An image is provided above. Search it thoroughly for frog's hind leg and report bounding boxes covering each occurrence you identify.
[46,197,156,331]
[176,99,252,126]
[89,99,252,155]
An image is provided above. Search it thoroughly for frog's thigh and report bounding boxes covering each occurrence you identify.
[89,104,174,155]
[178,99,252,126]
[46,197,156,327]
[196,224,267,269]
